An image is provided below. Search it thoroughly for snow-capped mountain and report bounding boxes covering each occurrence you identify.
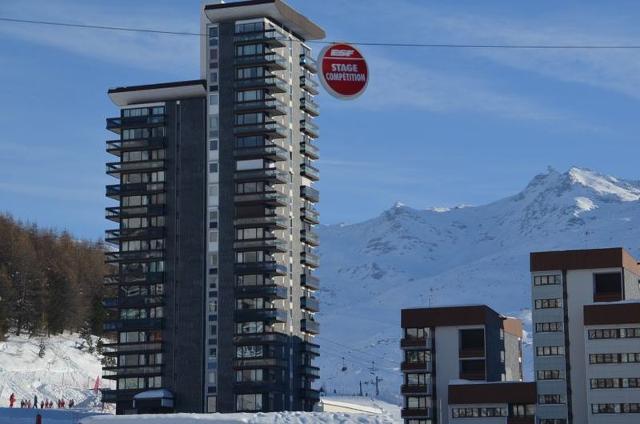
[315,167,640,403]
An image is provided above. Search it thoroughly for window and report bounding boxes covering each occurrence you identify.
[594,272,623,302]
[236,135,265,148]
[235,21,264,34]
[406,396,431,409]
[537,369,562,380]
[236,321,264,334]
[539,420,567,424]
[459,329,485,352]
[405,350,430,363]
[591,378,640,389]
[236,90,264,102]
[535,298,563,309]
[236,298,267,310]
[534,274,561,286]
[237,67,264,79]
[237,345,263,359]
[236,369,263,382]
[459,359,485,379]
[406,373,429,386]
[539,394,565,404]
[236,159,264,171]
[536,322,563,333]
[405,328,430,339]
[592,403,640,414]
[588,328,640,339]
[510,404,535,417]
[590,353,640,364]
[451,407,507,418]
[209,162,219,173]
[236,43,264,57]
[536,346,565,356]
[236,394,262,411]
[209,140,218,151]
[236,113,265,125]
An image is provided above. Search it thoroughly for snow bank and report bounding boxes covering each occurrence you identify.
[0,333,113,411]
[80,411,399,424]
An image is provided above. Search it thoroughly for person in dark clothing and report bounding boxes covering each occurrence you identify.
[9,393,15,408]
[68,399,75,408]
[33,395,38,408]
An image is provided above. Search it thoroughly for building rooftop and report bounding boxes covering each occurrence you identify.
[108,80,207,107]
[401,305,521,335]
[204,0,325,41]
[530,247,640,274]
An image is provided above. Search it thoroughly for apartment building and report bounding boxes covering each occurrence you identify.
[400,305,524,424]
[448,382,536,424]
[530,248,640,424]
[102,0,324,414]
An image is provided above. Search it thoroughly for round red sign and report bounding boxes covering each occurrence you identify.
[317,43,368,100]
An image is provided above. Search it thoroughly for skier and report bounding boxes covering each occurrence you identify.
[69,399,75,408]
[9,393,15,408]
[33,395,38,408]
[40,400,44,409]
[20,400,25,408]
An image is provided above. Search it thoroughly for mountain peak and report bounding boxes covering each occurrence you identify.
[566,167,640,202]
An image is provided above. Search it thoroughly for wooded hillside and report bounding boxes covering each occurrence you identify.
[0,214,107,340]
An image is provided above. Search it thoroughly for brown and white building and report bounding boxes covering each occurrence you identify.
[530,248,640,424]
[400,305,524,424]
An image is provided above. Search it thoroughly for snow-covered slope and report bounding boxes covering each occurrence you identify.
[316,167,640,403]
[0,333,113,410]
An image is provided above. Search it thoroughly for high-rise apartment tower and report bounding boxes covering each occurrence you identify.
[102,0,325,415]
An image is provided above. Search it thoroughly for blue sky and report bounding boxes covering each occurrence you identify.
[2,0,640,239]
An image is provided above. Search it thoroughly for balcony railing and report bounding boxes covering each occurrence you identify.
[301,296,320,312]
[234,191,288,206]
[300,76,320,95]
[105,205,165,222]
[105,250,164,263]
[106,114,165,134]
[103,318,164,332]
[301,186,319,203]
[235,52,287,70]
[105,227,164,243]
[301,162,319,181]
[301,140,319,160]
[234,98,287,116]
[301,318,320,334]
[400,361,433,372]
[301,365,320,378]
[300,53,318,73]
[301,229,319,246]
[234,143,288,161]
[106,182,164,199]
[234,29,286,47]
[234,215,288,229]
[401,384,433,395]
[301,205,320,224]
[106,137,165,156]
[235,308,288,323]
[234,261,287,275]
[106,160,164,175]
[103,365,163,379]
[401,337,434,349]
[236,284,288,300]
[234,168,289,183]
[401,408,434,419]
[233,358,288,369]
[101,342,163,356]
[300,119,319,138]
[233,121,287,139]
[233,238,288,252]
[234,76,288,93]
[300,388,320,401]
[233,331,289,345]
[302,341,320,356]
[302,250,319,268]
[300,97,320,117]
[301,273,320,290]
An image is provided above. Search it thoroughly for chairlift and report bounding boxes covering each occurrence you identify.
[341,356,347,372]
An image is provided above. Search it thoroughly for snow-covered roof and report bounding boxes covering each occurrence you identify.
[133,389,174,400]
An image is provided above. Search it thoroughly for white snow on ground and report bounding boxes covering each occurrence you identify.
[0,333,113,411]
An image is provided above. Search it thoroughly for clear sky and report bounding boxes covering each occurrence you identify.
[2,0,640,240]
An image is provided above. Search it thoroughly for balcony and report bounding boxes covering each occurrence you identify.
[234,168,288,183]
[235,52,287,70]
[300,388,320,401]
[106,182,165,200]
[105,227,164,243]
[401,408,433,419]
[106,137,165,157]
[301,205,319,224]
[300,97,320,117]
[103,295,164,309]
[234,29,286,47]
[301,318,320,334]
[234,261,288,275]
[234,98,287,116]
[300,119,319,138]
[233,331,289,346]
[101,389,118,403]
[235,308,288,323]
[234,191,288,206]
[301,365,320,378]
[235,76,288,93]
[301,296,320,312]
[301,273,320,290]
[106,114,165,134]
[301,162,319,181]
[234,143,288,161]
[233,358,288,370]
[233,238,288,252]
[302,249,319,268]
[103,318,164,332]
[105,205,165,222]
[302,341,320,356]
[234,121,287,139]
[401,384,432,395]
[401,337,433,349]
[300,53,318,73]
[103,365,163,380]
[300,140,319,160]
[236,284,288,300]
[400,361,432,372]
[106,160,164,176]
[234,215,288,229]
[301,186,319,203]
[459,347,485,358]
[301,229,319,246]
[105,250,164,264]
[101,342,163,356]
[300,76,320,95]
